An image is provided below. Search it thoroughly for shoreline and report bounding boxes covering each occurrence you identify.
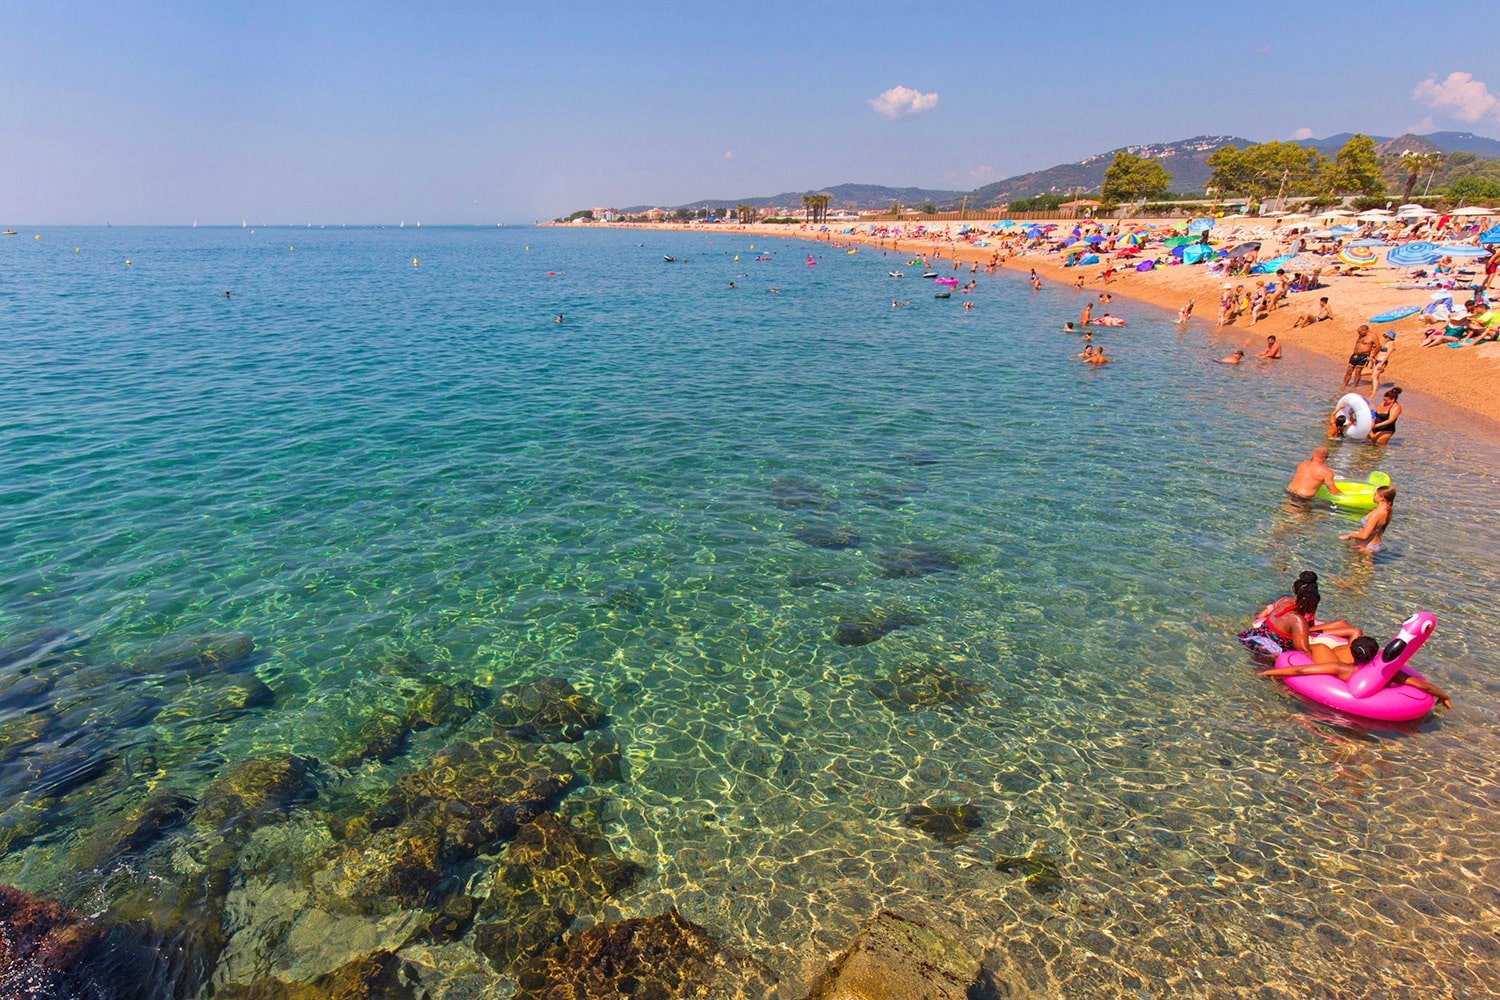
[591,221,1500,450]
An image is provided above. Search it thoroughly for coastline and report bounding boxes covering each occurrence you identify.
[591,220,1500,447]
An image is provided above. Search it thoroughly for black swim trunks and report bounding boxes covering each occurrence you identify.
[1349,352,1370,366]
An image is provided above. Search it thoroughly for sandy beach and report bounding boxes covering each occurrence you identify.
[609,219,1500,443]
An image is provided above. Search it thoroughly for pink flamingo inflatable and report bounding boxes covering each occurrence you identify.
[1271,612,1437,722]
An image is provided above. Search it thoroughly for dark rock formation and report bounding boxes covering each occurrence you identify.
[869,663,986,711]
[215,950,417,1000]
[876,542,961,579]
[0,627,80,672]
[70,791,194,870]
[793,525,861,550]
[804,911,981,1000]
[833,610,924,647]
[192,754,315,837]
[579,733,626,784]
[402,680,489,731]
[488,678,606,744]
[770,477,838,512]
[473,813,643,971]
[330,711,408,769]
[516,908,750,1000]
[156,671,274,725]
[0,883,141,1000]
[902,805,984,846]
[125,632,255,679]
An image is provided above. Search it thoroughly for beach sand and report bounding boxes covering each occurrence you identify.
[610,220,1500,443]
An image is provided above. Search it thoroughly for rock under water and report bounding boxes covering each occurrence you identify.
[804,910,982,1000]
[769,476,838,512]
[833,611,925,647]
[488,677,607,743]
[876,542,961,579]
[902,804,984,846]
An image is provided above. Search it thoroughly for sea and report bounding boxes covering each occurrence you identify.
[2,225,1498,998]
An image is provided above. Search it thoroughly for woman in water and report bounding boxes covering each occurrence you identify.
[1340,484,1394,552]
[1256,635,1451,709]
[1368,387,1402,446]
[1238,572,1361,660]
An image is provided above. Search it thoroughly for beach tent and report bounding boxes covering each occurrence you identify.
[1182,244,1218,264]
[1079,254,1100,265]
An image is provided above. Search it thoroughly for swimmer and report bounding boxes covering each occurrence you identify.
[1077,345,1097,361]
[1062,322,1077,332]
[963,301,973,311]
[1286,447,1340,500]
[1218,350,1245,364]
[1256,335,1282,360]
[1257,635,1450,709]
[1085,349,1112,366]
[224,291,232,299]
[1340,484,1394,553]
[728,281,735,289]
[1238,575,1359,660]
[555,315,563,323]
[1081,302,1093,326]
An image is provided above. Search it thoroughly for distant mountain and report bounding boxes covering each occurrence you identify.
[608,130,1500,217]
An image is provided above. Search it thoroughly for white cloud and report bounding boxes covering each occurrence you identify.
[868,86,939,120]
[968,165,996,181]
[724,151,734,159]
[1290,127,1314,140]
[1412,71,1498,123]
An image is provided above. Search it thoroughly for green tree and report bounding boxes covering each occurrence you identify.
[1100,151,1171,204]
[1398,151,1444,203]
[1448,175,1500,201]
[1330,134,1384,197]
[1207,141,1326,202]
[736,203,758,224]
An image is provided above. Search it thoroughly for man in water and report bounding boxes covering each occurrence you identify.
[1256,335,1282,359]
[1218,350,1245,364]
[1339,324,1377,389]
[1286,447,1341,500]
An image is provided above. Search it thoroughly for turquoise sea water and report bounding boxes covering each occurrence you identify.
[2,226,1499,997]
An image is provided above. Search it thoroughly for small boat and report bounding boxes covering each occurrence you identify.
[663,255,676,262]
[922,271,939,278]
[1,230,16,236]
[935,290,952,299]
[889,271,904,278]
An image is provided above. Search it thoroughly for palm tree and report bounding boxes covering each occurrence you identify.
[1399,151,1444,204]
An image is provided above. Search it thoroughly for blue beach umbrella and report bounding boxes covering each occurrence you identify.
[1084,235,1106,244]
[1079,253,1100,265]
[1328,225,1358,235]
[1187,217,1215,233]
[1250,255,1292,273]
[1347,238,1390,248]
[1182,244,1218,264]
[1437,244,1489,259]
[1386,242,1442,267]
[1479,225,1500,245]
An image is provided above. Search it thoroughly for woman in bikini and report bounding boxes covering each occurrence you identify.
[1341,485,1394,552]
[1238,572,1361,661]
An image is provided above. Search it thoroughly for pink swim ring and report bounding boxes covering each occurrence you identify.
[1270,612,1437,722]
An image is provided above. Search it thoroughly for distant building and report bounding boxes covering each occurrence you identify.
[645,208,667,222]
[592,207,619,222]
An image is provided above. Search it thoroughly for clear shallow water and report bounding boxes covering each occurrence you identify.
[2,226,1499,997]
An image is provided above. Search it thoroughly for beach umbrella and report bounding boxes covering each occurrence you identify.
[1225,241,1261,259]
[1182,244,1218,264]
[1436,244,1489,259]
[1084,235,1106,244]
[1250,255,1293,273]
[1348,238,1391,247]
[1337,245,1379,267]
[1313,210,1351,222]
[1279,213,1311,221]
[1479,225,1500,245]
[1386,242,1443,267]
[1187,217,1215,233]
[1308,229,1336,239]
[1328,225,1358,234]
[1163,235,1194,248]
[1115,247,1141,257]
[1450,206,1494,217]
[1278,254,1328,271]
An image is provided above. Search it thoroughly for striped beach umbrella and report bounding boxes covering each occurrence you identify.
[1479,225,1500,245]
[1187,218,1215,233]
[1386,242,1443,267]
[1337,245,1379,267]
[1436,244,1490,259]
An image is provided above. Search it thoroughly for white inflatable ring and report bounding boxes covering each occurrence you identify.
[1335,393,1373,439]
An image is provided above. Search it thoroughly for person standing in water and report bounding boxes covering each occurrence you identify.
[1286,447,1340,500]
[1341,485,1394,552]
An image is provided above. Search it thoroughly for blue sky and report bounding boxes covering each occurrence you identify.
[3,1,1498,224]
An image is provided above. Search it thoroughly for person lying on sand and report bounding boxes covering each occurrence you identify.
[1290,297,1333,328]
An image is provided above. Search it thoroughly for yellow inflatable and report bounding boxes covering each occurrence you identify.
[1315,471,1391,511]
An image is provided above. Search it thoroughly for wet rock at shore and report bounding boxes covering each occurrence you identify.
[516,908,754,1000]
[155,671,274,725]
[996,852,1063,897]
[193,754,316,837]
[902,804,984,846]
[488,677,606,744]
[869,662,986,711]
[125,631,256,679]
[214,950,418,1000]
[804,910,982,1000]
[0,883,146,1000]
[833,610,925,647]
[793,524,861,550]
[770,477,839,513]
[473,812,644,971]
[316,822,447,914]
[876,542,961,579]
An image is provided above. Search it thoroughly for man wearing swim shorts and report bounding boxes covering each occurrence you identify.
[1286,446,1340,500]
[1339,324,1377,390]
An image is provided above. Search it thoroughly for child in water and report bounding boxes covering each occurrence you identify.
[1256,636,1451,709]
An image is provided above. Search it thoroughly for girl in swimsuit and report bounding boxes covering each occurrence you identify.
[1341,485,1394,552]
[1238,572,1361,659]
[1368,387,1402,446]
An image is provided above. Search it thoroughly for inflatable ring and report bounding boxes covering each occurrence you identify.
[1271,612,1436,722]
[1333,393,1373,439]
[1092,317,1125,326]
[1315,470,1391,511]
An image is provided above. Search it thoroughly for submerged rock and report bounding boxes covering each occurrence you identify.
[805,910,981,1000]
[71,791,194,870]
[474,813,644,971]
[193,754,316,837]
[0,627,80,672]
[860,479,928,509]
[488,677,606,744]
[877,542,961,579]
[22,738,116,801]
[402,680,489,731]
[516,908,751,1000]
[793,524,861,550]
[331,711,408,769]
[391,736,575,855]
[155,671,274,725]
[869,663,986,711]
[125,632,256,679]
[996,852,1063,897]
[833,610,924,647]
[214,950,417,1000]
[902,805,984,846]
[317,822,447,914]
[579,732,626,784]
[769,477,838,513]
